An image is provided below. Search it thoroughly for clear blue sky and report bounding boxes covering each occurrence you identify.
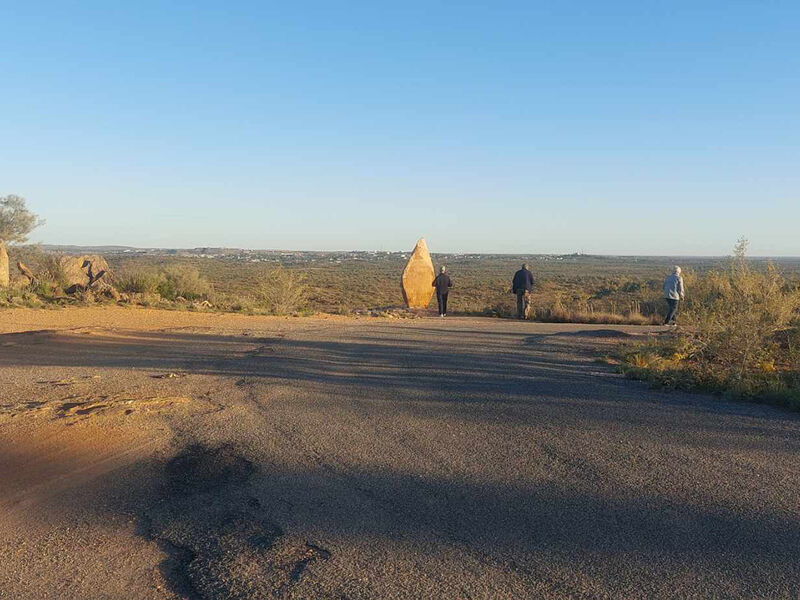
[2,2,798,255]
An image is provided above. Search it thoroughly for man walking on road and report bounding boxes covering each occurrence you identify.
[663,265,685,325]
[432,266,452,317]
[512,263,535,319]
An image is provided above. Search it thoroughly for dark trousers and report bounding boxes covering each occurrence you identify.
[664,298,680,324]
[437,292,448,315]
[516,290,531,319]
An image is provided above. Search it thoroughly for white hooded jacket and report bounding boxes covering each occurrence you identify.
[663,272,685,300]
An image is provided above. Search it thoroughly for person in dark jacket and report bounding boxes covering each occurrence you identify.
[432,266,453,317]
[512,263,534,319]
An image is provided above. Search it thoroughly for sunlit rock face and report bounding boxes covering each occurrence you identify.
[59,255,110,287]
[401,238,435,309]
[0,243,8,288]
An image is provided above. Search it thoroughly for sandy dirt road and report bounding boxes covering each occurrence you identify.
[1,306,799,599]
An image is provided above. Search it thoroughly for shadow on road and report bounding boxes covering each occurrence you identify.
[10,436,800,598]
[3,325,800,596]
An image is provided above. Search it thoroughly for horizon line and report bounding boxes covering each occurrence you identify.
[29,243,800,260]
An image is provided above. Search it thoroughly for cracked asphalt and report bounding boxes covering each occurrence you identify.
[0,307,799,599]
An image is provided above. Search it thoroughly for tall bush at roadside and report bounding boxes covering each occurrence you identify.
[620,238,800,405]
[682,238,800,388]
[256,266,309,315]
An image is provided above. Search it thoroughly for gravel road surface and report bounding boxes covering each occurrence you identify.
[1,307,798,599]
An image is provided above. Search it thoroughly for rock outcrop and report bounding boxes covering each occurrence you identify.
[401,238,435,309]
[17,261,38,286]
[93,281,121,301]
[0,243,8,288]
[60,255,110,288]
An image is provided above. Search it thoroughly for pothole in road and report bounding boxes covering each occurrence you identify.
[165,443,256,495]
[144,444,331,599]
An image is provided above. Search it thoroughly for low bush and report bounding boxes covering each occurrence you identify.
[39,254,69,289]
[115,265,212,302]
[116,269,163,294]
[255,266,309,315]
[157,266,212,301]
[32,280,60,300]
[8,246,68,290]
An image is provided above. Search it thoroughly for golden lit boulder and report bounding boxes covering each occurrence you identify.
[60,255,111,287]
[0,243,8,287]
[401,238,435,309]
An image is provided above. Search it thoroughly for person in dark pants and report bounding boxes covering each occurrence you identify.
[663,265,685,325]
[512,263,535,319]
[432,266,452,317]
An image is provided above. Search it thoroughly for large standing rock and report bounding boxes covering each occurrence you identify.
[59,255,111,287]
[401,238,435,309]
[0,242,9,288]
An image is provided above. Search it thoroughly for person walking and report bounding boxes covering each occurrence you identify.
[512,263,535,319]
[432,266,452,317]
[663,265,685,325]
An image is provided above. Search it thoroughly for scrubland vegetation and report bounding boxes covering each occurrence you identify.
[0,246,312,316]
[618,240,800,409]
[101,252,714,323]
[3,244,798,323]
[116,265,212,302]
[3,241,799,407]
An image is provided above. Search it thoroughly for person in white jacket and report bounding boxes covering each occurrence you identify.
[663,266,685,325]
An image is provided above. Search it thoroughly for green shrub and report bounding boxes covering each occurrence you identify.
[157,265,212,301]
[115,265,212,301]
[116,269,164,294]
[256,266,308,315]
[32,280,60,299]
[39,254,68,289]
[11,248,68,289]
